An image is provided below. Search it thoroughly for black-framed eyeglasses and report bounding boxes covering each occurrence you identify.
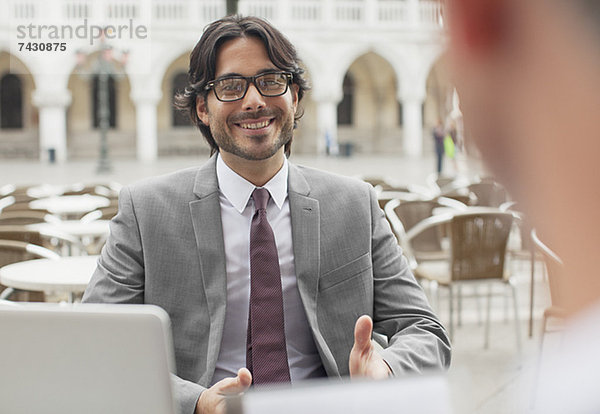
[205,71,293,102]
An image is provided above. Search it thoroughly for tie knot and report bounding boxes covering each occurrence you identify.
[252,188,269,211]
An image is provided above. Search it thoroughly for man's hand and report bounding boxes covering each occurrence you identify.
[349,315,392,379]
[196,368,252,414]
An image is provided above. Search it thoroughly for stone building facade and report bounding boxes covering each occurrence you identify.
[0,0,452,162]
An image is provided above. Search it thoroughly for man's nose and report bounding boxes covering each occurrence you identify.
[242,82,266,111]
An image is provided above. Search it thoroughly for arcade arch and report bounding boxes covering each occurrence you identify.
[0,51,38,158]
[156,52,210,156]
[424,55,454,153]
[337,52,401,154]
[67,52,135,159]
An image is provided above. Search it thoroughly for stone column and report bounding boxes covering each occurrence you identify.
[311,68,343,155]
[401,94,425,157]
[365,0,378,26]
[314,97,340,155]
[407,0,420,28]
[32,88,71,163]
[132,89,161,162]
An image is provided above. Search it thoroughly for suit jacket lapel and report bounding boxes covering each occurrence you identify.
[288,163,340,376]
[189,155,228,385]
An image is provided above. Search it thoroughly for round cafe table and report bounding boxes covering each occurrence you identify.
[0,255,99,303]
[26,221,111,255]
[27,220,110,241]
[29,195,110,218]
[26,184,68,199]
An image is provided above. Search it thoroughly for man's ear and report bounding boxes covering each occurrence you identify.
[447,0,508,56]
[290,83,299,112]
[196,96,209,126]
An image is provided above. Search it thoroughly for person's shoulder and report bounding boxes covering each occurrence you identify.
[291,163,371,193]
[125,166,200,198]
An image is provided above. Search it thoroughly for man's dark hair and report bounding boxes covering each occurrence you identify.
[174,15,310,156]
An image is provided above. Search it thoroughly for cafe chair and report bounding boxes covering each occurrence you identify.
[62,183,118,199]
[411,211,521,349]
[0,198,50,215]
[0,210,61,225]
[438,185,477,206]
[0,240,60,302]
[377,191,426,230]
[385,197,468,269]
[78,208,116,254]
[80,206,119,223]
[467,181,509,208]
[434,175,456,191]
[500,201,550,337]
[0,185,39,203]
[0,196,16,212]
[530,229,566,337]
[0,226,85,256]
[360,176,391,189]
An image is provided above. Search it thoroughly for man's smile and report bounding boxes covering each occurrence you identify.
[235,117,274,130]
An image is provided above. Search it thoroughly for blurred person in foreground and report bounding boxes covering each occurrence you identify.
[447,0,600,411]
[83,15,450,414]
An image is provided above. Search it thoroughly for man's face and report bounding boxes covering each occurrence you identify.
[196,36,299,162]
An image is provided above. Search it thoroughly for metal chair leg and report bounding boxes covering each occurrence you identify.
[0,287,15,300]
[430,280,439,312]
[484,283,492,349]
[457,284,463,327]
[529,242,536,337]
[448,285,454,341]
[530,312,548,409]
[475,285,483,325]
[504,289,509,323]
[510,279,522,351]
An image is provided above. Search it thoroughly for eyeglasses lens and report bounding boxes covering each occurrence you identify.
[214,73,288,101]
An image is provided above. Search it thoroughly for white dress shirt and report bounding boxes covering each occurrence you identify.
[211,154,326,385]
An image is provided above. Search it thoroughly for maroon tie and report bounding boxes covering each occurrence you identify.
[246,188,291,384]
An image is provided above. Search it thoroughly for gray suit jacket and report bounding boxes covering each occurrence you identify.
[83,155,450,414]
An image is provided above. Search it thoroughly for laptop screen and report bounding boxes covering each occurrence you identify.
[0,302,178,414]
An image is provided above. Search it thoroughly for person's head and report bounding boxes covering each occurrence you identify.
[175,15,309,159]
[447,0,600,312]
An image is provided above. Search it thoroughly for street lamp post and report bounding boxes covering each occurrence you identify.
[226,0,239,15]
[76,35,127,174]
[96,43,112,173]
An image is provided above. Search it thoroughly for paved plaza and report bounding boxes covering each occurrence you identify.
[1,152,484,187]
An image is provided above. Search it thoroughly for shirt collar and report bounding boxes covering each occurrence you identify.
[216,153,288,213]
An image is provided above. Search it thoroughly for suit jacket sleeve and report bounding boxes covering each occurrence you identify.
[82,186,205,414]
[367,186,451,374]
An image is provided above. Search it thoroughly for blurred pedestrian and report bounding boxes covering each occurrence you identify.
[433,119,445,174]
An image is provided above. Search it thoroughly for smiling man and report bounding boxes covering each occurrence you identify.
[83,15,450,414]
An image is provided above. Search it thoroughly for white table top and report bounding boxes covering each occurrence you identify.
[26,184,68,199]
[27,220,110,238]
[29,195,110,215]
[0,255,99,293]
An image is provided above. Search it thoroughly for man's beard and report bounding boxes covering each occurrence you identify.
[211,108,294,160]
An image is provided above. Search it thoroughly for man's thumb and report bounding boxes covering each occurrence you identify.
[353,315,373,351]
[219,368,252,395]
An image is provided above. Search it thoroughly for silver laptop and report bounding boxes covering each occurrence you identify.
[227,374,452,414]
[0,302,178,414]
